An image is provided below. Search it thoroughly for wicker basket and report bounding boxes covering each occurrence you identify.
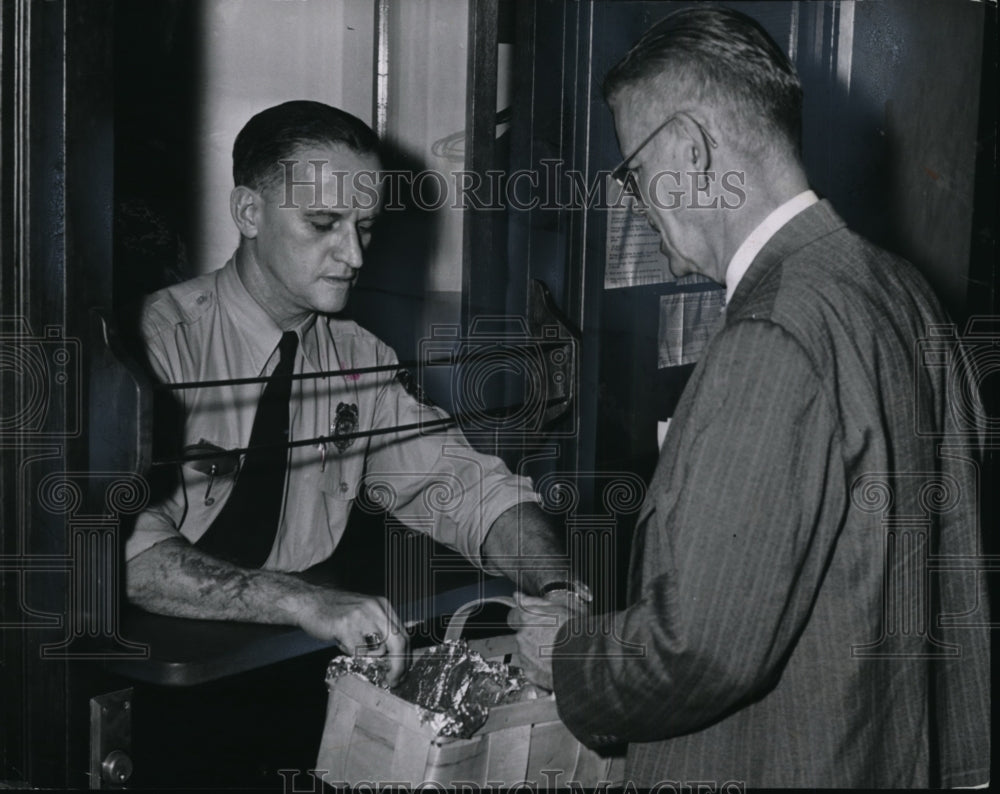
[315,596,623,788]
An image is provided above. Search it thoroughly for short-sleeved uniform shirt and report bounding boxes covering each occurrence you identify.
[127,258,538,572]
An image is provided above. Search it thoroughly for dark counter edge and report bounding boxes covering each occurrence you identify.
[101,578,516,687]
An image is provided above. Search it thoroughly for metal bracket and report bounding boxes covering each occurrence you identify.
[89,688,134,789]
[528,279,580,427]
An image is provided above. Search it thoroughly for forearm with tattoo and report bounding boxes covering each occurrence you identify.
[127,537,410,683]
[127,538,311,625]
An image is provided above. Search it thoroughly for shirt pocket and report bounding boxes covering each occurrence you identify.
[318,445,366,502]
[181,440,240,526]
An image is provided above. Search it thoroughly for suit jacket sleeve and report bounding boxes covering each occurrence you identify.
[552,319,846,745]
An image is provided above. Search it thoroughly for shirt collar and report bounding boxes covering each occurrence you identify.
[217,257,318,372]
[725,190,818,304]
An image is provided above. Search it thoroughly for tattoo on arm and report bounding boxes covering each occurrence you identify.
[126,538,308,626]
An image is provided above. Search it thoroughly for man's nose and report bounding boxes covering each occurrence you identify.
[334,222,364,270]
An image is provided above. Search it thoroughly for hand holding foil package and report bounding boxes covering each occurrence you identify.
[325,639,539,738]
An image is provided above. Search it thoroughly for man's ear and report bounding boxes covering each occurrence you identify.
[674,114,713,173]
[230,186,262,239]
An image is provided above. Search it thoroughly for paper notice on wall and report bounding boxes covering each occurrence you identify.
[604,176,713,290]
[658,289,726,368]
[604,197,674,289]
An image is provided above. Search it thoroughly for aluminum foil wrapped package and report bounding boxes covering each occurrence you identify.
[325,653,392,689]
[324,639,530,739]
[393,640,527,737]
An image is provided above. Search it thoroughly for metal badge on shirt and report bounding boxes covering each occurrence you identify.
[331,401,359,452]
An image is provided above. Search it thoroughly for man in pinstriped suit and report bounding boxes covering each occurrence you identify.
[511,7,990,787]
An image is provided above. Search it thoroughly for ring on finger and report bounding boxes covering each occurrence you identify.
[363,630,384,650]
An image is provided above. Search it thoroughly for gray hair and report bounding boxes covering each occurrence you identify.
[604,6,802,157]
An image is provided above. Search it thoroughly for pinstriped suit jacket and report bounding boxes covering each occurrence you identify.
[552,201,990,787]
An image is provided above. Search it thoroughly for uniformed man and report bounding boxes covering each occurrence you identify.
[126,101,583,685]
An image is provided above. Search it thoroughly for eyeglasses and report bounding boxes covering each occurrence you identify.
[610,111,719,213]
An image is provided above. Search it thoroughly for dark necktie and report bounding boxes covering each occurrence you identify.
[196,331,298,567]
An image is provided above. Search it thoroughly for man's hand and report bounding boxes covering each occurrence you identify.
[507,590,585,690]
[293,588,409,686]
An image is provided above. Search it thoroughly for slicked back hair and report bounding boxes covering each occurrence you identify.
[604,6,802,157]
[232,100,380,193]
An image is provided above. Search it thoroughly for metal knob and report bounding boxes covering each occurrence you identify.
[101,749,133,785]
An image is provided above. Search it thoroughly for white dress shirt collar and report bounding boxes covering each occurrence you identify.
[217,257,317,372]
[725,190,818,304]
